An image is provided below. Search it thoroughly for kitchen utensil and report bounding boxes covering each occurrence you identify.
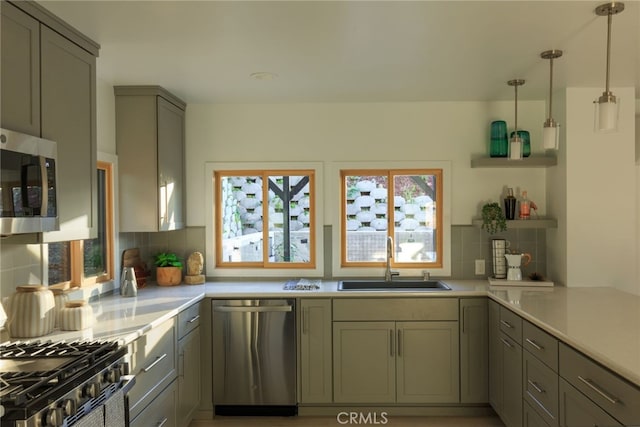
[6,285,55,338]
[505,253,532,281]
[120,267,138,297]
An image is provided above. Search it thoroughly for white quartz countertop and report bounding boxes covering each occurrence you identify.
[4,279,638,388]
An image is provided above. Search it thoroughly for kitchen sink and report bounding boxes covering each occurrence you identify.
[338,280,451,291]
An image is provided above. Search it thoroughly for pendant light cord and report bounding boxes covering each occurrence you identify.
[548,58,554,119]
[605,11,612,94]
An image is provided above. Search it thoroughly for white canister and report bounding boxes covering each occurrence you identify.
[6,285,56,338]
[52,288,70,328]
[60,300,94,331]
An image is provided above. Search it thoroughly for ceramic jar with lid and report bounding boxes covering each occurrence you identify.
[6,285,55,338]
[60,300,94,331]
[52,288,70,328]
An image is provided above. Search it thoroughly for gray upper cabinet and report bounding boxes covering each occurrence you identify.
[1,2,99,242]
[1,2,40,135]
[41,25,97,242]
[115,86,186,232]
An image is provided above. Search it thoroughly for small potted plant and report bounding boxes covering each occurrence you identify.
[481,202,507,235]
[154,252,183,286]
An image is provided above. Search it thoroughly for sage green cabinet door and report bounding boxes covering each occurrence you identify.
[501,332,523,427]
[41,25,97,241]
[524,401,551,427]
[1,2,40,135]
[157,97,185,231]
[178,327,201,426]
[396,321,459,403]
[488,300,502,411]
[299,299,332,403]
[460,298,488,403]
[333,321,395,403]
[558,378,622,427]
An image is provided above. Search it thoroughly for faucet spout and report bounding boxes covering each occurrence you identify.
[385,236,399,282]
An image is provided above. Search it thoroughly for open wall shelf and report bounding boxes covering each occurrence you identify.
[472,217,558,229]
[470,155,557,168]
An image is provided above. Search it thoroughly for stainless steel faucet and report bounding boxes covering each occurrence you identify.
[385,236,399,282]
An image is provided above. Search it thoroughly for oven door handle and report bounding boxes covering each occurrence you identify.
[120,374,136,394]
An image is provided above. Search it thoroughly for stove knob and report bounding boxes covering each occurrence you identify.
[105,366,122,383]
[82,381,100,398]
[43,407,65,427]
[60,399,77,417]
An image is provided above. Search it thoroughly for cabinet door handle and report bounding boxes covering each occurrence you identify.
[397,329,402,357]
[187,314,200,324]
[462,306,467,334]
[157,417,168,427]
[500,320,514,329]
[390,329,394,357]
[527,379,546,394]
[525,338,543,351]
[578,376,620,405]
[178,352,184,377]
[302,308,308,334]
[142,353,167,372]
[500,337,514,349]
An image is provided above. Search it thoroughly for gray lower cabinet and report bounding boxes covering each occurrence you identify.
[131,380,177,427]
[177,302,201,426]
[299,299,332,403]
[332,298,459,405]
[115,86,186,232]
[460,298,488,403]
[524,401,551,427]
[41,25,97,242]
[558,378,621,427]
[0,1,40,135]
[489,300,523,427]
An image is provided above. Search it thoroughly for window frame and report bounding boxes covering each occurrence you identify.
[48,160,114,288]
[331,160,451,278]
[214,169,316,269]
[340,168,444,269]
[205,161,324,279]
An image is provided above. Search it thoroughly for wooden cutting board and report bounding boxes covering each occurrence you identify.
[121,248,143,268]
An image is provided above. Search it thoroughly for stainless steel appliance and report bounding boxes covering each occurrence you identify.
[212,299,296,416]
[0,341,134,427]
[0,128,59,235]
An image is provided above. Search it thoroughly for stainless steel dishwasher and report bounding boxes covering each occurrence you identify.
[212,299,297,416]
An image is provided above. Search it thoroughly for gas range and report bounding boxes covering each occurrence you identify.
[0,340,131,427]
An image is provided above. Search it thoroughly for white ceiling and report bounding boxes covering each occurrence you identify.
[42,1,640,104]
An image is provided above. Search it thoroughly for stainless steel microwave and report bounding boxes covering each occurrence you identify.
[0,128,59,235]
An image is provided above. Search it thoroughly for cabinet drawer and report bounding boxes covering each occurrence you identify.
[128,317,177,419]
[178,302,201,339]
[499,306,522,344]
[131,380,177,427]
[559,344,640,426]
[559,378,622,427]
[523,350,559,425]
[523,320,558,371]
[524,400,552,427]
[333,298,458,321]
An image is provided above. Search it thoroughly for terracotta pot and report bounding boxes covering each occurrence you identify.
[156,267,182,286]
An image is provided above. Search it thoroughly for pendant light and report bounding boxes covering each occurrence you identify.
[541,50,563,150]
[594,2,625,132]
[508,79,525,160]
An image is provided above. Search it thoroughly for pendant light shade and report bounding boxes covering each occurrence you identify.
[541,50,562,150]
[594,2,625,132]
[508,79,525,160]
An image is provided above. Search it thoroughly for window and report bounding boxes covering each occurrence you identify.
[341,169,443,269]
[215,170,316,269]
[48,161,114,287]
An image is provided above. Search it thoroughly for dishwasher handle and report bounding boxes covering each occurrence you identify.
[213,305,293,313]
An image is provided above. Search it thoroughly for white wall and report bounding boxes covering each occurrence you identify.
[185,101,547,228]
[552,87,637,294]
